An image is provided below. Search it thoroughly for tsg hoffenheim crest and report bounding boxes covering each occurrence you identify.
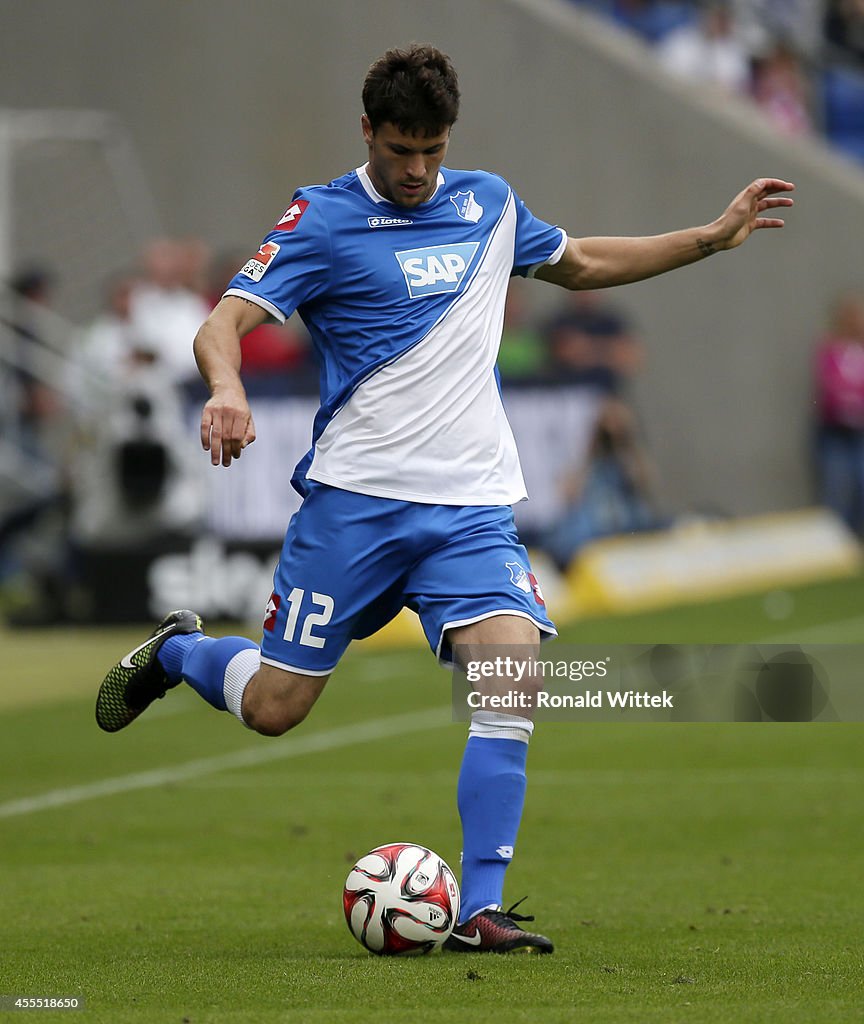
[506,561,532,593]
[450,190,484,223]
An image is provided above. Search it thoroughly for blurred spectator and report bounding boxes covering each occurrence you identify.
[128,238,211,387]
[74,271,142,393]
[498,279,545,380]
[178,237,213,296]
[1,264,74,615]
[541,289,644,392]
[751,41,815,136]
[573,0,861,163]
[813,291,864,534]
[69,260,207,548]
[733,0,824,61]
[822,61,864,163]
[542,396,666,569]
[7,265,63,451]
[657,0,751,93]
[824,0,864,62]
[69,349,205,549]
[74,268,212,416]
[607,0,696,43]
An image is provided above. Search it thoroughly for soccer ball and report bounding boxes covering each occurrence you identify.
[343,842,460,956]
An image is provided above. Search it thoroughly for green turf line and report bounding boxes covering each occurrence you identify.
[0,706,450,820]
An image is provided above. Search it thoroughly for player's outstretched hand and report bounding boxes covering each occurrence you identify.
[201,388,256,468]
[713,178,795,252]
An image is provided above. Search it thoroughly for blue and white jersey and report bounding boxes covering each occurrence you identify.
[224,164,567,505]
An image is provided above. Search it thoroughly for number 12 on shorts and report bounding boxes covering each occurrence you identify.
[282,587,334,648]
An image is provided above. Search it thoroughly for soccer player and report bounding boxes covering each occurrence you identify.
[96,44,794,954]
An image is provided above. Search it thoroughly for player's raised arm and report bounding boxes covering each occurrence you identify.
[193,295,268,467]
[535,177,795,291]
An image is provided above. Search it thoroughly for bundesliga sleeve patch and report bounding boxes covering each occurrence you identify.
[240,241,281,282]
[274,199,310,232]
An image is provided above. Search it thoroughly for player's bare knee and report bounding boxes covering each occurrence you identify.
[241,666,328,736]
[246,703,307,737]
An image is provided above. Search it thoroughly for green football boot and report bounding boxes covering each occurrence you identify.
[95,609,203,732]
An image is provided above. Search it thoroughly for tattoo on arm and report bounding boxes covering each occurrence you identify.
[697,238,717,258]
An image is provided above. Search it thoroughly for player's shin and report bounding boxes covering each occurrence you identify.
[159,634,259,717]
[456,710,534,922]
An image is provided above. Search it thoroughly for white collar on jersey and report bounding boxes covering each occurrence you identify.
[356,163,445,205]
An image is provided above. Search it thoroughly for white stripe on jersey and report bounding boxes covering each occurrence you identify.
[307,190,528,505]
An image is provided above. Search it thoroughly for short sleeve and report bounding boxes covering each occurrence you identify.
[511,191,568,279]
[223,190,332,323]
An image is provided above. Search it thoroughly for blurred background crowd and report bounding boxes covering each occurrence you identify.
[0,238,316,622]
[571,0,864,161]
[4,230,864,623]
[2,0,864,625]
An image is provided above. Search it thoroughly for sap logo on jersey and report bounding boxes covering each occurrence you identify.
[395,241,480,298]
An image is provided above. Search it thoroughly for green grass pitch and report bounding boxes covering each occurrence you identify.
[1,575,863,1023]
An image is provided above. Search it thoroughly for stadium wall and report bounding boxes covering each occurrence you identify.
[3,0,864,517]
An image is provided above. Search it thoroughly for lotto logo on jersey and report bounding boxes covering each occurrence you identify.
[368,215,413,228]
[240,241,281,282]
[263,592,281,632]
[395,241,480,298]
[274,200,309,231]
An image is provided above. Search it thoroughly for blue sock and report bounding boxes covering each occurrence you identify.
[456,735,528,922]
[158,634,258,711]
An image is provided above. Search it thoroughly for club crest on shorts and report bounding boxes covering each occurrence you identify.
[506,562,545,605]
[506,561,532,594]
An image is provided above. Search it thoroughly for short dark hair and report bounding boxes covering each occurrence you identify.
[362,44,460,137]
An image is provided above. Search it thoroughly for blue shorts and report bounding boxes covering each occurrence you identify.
[259,482,556,674]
